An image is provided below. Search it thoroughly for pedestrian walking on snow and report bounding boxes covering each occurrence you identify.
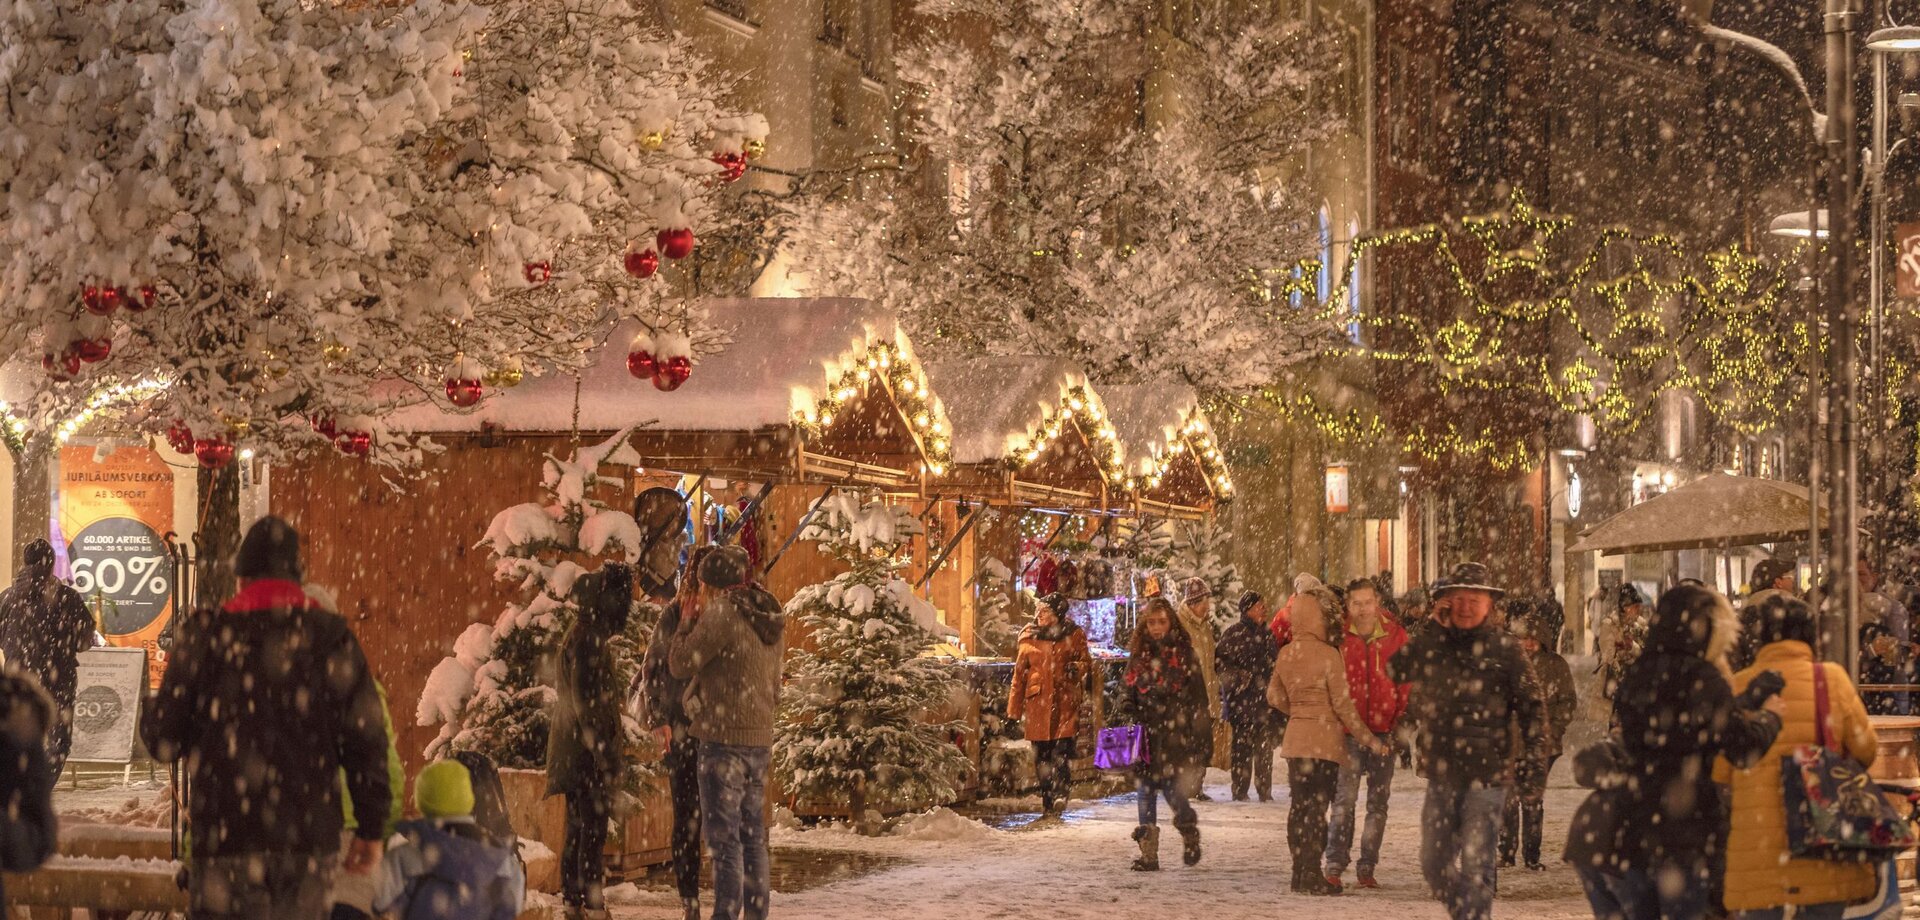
[1122,597,1210,871]
[1500,600,1577,871]
[1388,562,1547,920]
[1008,594,1093,815]
[1176,578,1221,801]
[1324,578,1409,890]
[669,546,786,920]
[143,517,392,920]
[1269,584,1389,895]
[1597,584,1648,702]
[548,560,635,920]
[0,663,57,908]
[630,489,698,920]
[0,537,97,779]
[1566,584,1783,920]
[1215,591,1279,801]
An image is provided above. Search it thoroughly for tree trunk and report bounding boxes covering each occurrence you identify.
[11,434,52,572]
[850,776,872,836]
[194,462,241,608]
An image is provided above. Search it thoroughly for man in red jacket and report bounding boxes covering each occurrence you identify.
[1323,578,1410,891]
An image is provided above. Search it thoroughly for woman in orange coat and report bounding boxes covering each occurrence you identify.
[1718,594,1879,919]
[1009,595,1093,815]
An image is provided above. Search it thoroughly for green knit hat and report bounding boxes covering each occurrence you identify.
[414,760,475,820]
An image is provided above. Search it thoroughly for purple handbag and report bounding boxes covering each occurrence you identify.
[1094,724,1147,770]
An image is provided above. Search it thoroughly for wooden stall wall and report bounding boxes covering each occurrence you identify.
[760,486,846,653]
[272,435,567,774]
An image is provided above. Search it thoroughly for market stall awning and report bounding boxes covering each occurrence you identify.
[381,298,953,490]
[1102,383,1230,518]
[924,357,1126,512]
[1569,472,1828,556]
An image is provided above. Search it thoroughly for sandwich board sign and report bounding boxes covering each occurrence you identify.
[67,646,147,764]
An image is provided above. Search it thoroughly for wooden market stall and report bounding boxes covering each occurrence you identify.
[1103,383,1233,519]
[269,297,954,868]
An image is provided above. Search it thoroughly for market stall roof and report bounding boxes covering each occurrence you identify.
[1570,472,1830,556]
[382,297,953,489]
[1101,383,1231,516]
[924,357,1126,510]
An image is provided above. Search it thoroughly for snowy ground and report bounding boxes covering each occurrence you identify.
[603,766,1598,920]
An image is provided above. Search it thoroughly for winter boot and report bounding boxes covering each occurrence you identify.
[1298,871,1342,896]
[1179,825,1202,866]
[681,897,701,920]
[1131,826,1161,871]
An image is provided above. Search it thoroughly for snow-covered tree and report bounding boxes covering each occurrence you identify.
[774,492,969,823]
[810,1,1344,392]
[971,556,1022,658]
[417,430,662,798]
[0,0,762,460]
[1166,517,1246,631]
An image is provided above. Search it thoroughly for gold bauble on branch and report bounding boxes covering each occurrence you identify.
[743,138,766,160]
[484,361,524,388]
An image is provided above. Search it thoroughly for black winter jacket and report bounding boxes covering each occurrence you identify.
[0,665,57,904]
[1388,622,1546,787]
[1122,638,1212,781]
[142,580,390,858]
[1215,615,1279,729]
[547,564,633,798]
[0,565,94,709]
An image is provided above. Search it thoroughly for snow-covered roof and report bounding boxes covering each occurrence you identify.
[1099,384,1230,498]
[925,357,1118,471]
[384,298,949,442]
[1571,472,1825,556]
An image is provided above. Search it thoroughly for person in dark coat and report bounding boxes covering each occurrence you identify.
[1387,562,1546,920]
[1565,583,1784,920]
[547,561,634,919]
[0,663,57,907]
[1500,601,1577,871]
[628,489,696,920]
[1121,597,1209,871]
[143,516,391,920]
[0,537,96,777]
[1214,590,1279,802]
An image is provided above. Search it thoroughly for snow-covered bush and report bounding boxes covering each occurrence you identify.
[1166,518,1246,631]
[774,492,970,820]
[971,556,1022,658]
[418,430,662,797]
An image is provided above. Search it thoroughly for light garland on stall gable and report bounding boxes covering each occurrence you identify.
[1007,385,1129,487]
[1127,406,1235,499]
[792,339,956,477]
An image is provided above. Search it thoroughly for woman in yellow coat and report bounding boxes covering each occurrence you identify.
[1717,594,1879,918]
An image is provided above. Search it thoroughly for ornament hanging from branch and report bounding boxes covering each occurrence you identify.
[652,331,693,392]
[624,249,660,278]
[444,354,486,408]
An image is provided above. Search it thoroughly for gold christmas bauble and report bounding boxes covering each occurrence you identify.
[743,138,766,160]
[639,130,668,152]
[227,419,251,437]
[484,364,524,388]
[323,340,351,363]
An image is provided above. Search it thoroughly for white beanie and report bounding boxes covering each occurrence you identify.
[1292,573,1325,595]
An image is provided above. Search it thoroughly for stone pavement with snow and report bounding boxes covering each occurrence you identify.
[597,767,1599,920]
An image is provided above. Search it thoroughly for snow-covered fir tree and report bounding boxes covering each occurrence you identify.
[971,556,1022,658]
[775,492,970,823]
[417,430,662,797]
[0,0,761,459]
[1166,518,1245,631]
[784,1,1343,392]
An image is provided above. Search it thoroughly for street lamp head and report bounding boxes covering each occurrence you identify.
[1769,209,1830,239]
[1868,26,1920,52]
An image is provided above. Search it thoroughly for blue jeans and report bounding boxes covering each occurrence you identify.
[1735,906,1845,920]
[1421,779,1506,920]
[1136,771,1197,830]
[1577,864,1713,920]
[1325,733,1395,875]
[698,741,772,920]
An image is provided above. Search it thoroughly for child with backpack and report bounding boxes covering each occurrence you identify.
[374,759,526,920]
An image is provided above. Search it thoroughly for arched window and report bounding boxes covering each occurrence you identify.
[1317,205,1333,304]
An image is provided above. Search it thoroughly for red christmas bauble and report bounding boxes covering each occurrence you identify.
[653,355,692,392]
[336,430,373,457]
[445,378,484,408]
[75,338,111,363]
[85,287,122,317]
[311,414,338,439]
[132,285,157,312]
[42,350,80,380]
[624,249,660,279]
[167,421,194,454]
[80,285,102,314]
[657,228,695,260]
[712,152,748,183]
[194,437,235,469]
[523,261,552,284]
[627,348,658,380]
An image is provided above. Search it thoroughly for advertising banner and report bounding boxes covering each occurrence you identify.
[58,444,176,688]
[67,646,147,764]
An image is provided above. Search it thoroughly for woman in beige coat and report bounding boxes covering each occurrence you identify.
[1269,586,1389,896]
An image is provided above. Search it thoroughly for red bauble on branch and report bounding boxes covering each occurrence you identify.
[310,414,338,439]
[74,338,111,363]
[42,350,80,381]
[336,430,372,458]
[443,355,485,408]
[624,249,660,279]
[194,437,235,469]
[657,227,695,260]
[627,332,659,380]
[712,151,748,183]
[82,286,122,317]
[654,355,692,392]
[166,421,194,454]
[131,285,157,313]
[523,261,552,285]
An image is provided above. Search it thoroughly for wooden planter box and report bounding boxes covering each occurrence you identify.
[499,767,675,889]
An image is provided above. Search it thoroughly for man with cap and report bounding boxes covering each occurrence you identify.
[1731,558,1797,672]
[144,516,391,920]
[374,759,525,920]
[0,537,97,778]
[1214,591,1280,801]
[1176,577,1222,800]
[1597,584,1649,702]
[1388,562,1545,920]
